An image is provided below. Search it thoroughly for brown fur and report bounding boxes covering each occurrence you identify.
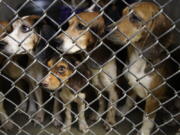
[42,56,90,132]
[0,21,14,130]
[55,12,118,130]
[56,12,105,53]
[108,2,174,135]
[109,2,174,60]
[0,16,47,123]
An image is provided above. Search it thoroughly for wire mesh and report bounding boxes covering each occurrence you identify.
[0,0,179,135]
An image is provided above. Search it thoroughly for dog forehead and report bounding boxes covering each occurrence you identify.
[131,2,160,20]
[71,12,101,24]
[21,15,40,26]
[56,61,68,68]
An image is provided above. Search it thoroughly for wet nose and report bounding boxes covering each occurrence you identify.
[51,38,64,52]
[40,82,48,88]
[0,41,7,50]
[54,38,63,46]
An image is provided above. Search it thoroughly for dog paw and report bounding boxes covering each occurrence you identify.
[118,106,129,117]
[53,115,62,127]
[61,126,71,132]
[2,121,14,131]
[138,129,150,135]
[34,111,44,123]
[104,118,116,131]
[90,114,99,121]
[79,120,89,133]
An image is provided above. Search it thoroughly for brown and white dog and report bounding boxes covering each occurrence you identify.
[41,55,90,133]
[54,12,118,129]
[107,2,174,135]
[0,15,55,123]
[0,21,14,130]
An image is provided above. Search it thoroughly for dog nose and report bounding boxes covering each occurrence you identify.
[40,82,48,88]
[0,41,7,50]
[54,38,63,46]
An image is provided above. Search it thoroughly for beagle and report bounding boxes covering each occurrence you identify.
[86,0,127,24]
[0,15,57,123]
[54,12,118,129]
[41,55,91,133]
[0,21,14,130]
[107,2,174,135]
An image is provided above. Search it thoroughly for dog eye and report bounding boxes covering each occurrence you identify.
[61,22,69,31]
[77,23,86,30]
[21,25,31,33]
[58,66,66,74]
[129,13,142,23]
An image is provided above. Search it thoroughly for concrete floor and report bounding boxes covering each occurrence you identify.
[0,108,179,135]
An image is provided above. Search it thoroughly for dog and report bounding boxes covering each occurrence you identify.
[0,15,57,123]
[41,55,91,133]
[0,21,14,130]
[53,12,118,129]
[86,0,128,24]
[107,2,174,135]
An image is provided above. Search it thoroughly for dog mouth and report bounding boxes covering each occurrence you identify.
[17,48,33,55]
[19,51,27,54]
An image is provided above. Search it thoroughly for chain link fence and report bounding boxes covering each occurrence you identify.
[0,0,179,135]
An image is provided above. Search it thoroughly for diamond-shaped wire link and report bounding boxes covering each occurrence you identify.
[0,0,179,135]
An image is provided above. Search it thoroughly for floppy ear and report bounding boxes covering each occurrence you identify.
[47,59,55,67]
[33,16,58,38]
[152,13,174,48]
[33,17,58,59]
[0,21,12,36]
[143,13,174,61]
[91,16,105,36]
[47,57,59,67]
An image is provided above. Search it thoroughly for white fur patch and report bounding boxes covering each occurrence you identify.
[125,52,152,98]
[140,116,155,135]
[60,35,87,54]
[2,21,37,54]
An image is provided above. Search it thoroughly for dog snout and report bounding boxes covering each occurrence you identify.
[0,41,7,50]
[54,38,63,47]
[52,38,64,52]
[40,82,48,88]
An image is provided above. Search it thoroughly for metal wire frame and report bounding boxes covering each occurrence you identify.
[0,0,179,135]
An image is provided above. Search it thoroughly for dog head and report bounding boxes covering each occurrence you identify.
[108,2,174,58]
[55,12,105,54]
[41,57,74,91]
[41,55,90,91]
[0,15,51,55]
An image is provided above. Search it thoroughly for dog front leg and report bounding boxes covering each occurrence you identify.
[34,87,44,123]
[139,96,159,135]
[0,92,13,130]
[76,93,88,133]
[61,103,72,132]
[90,94,105,121]
[18,91,28,112]
[53,92,62,127]
[119,90,137,116]
[90,73,105,121]
[60,90,72,132]
[105,85,118,130]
